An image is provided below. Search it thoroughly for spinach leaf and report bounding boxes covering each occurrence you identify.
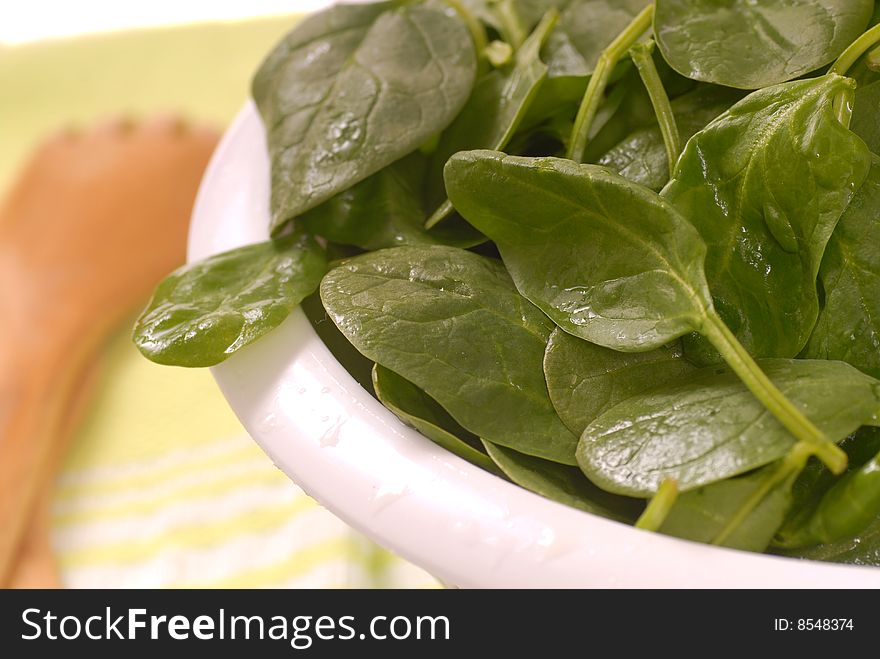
[482,440,643,522]
[539,0,650,80]
[444,150,849,472]
[776,517,880,566]
[302,292,375,392]
[654,0,874,89]
[598,86,742,191]
[134,231,326,367]
[658,465,798,553]
[372,364,499,473]
[253,1,477,231]
[795,448,880,545]
[663,75,871,361]
[775,429,880,548]
[320,245,579,464]
[426,10,559,226]
[444,150,713,351]
[520,66,647,160]
[543,327,697,435]
[775,428,880,548]
[804,158,880,379]
[852,80,880,152]
[578,359,880,497]
[299,153,483,250]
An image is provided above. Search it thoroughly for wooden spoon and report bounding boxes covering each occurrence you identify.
[0,117,219,587]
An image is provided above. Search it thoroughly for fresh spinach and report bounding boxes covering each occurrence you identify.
[542,0,651,80]
[426,9,560,227]
[134,231,326,367]
[446,151,846,472]
[135,1,880,567]
[299,153,483,250]
[852,80,880,152]
[663,75,871,362]
[445,150,849,471]
[774,428,880,548]
[578,359,880,496]
[792,448,880,545]
[320,245,579,464]
[302,291,376,392]
[657,464,799,553]
[253,1,477,231]
[482,440,643,521]
[543,327,697,435]
[774,429,880,564]
[372,364,500,473]
[444,151,713,352]
[804,159,880,379]
[654,0,874,89]
[777,517,880,566]
[598,86,742,190]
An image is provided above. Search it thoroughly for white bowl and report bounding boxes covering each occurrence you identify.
[187,102,880,588]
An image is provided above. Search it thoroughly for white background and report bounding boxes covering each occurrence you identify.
[0,1,345,45]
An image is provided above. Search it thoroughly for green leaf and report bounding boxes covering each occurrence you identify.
[444,151,714,351]
[253,1,477,231]
[776,428,880,543]
[852,80,880,153]
[444,151,852,474]
[302,292,375,393]
[578,359,880,497]
[654,0,874,89]
[134,231,326,367]
[598,86,743,191]
[776,516,880,566]
[372,364,499,473]
[542,0,652,79]
[320,245,579,464]
[482,440,643,522]
[775,429,880,548]
[662,75,872,361]
[543,328,697,435]
[299,153,483,250]
[799,448,880,545]
[804,158,880,379]
[658,464,798,553]
[427,10,559,223]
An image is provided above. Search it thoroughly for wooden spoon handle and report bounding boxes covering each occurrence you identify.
[0,119,219,587]
[7,492,60,589]
[5,355,102,588]
[0,334,106,586]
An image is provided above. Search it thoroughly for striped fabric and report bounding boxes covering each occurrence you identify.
[52,331,436,588]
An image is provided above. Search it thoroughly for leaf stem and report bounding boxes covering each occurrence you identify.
[485,40,514,67]
[566,4,654,162]
[492,0,527,49]
[829,22,880,123]
[629,39,681,176]
[444,0,489,58]
[830,23,880,76]
[425,10,559,231]
[711,443,810,546]
[701,311,848,474]
[635,479,679,531]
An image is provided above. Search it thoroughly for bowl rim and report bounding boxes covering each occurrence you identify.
[186,101,880,588]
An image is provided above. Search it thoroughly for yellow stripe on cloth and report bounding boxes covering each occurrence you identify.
[51,328,435,589]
